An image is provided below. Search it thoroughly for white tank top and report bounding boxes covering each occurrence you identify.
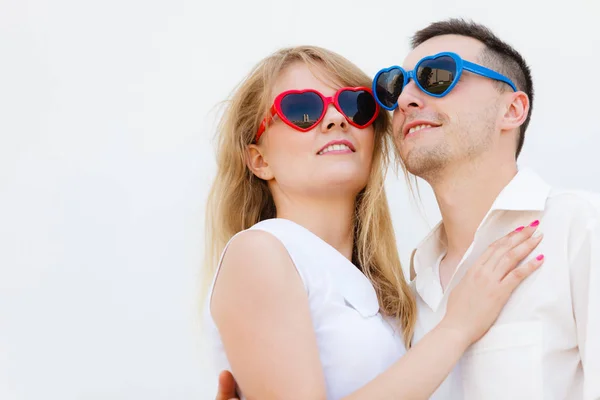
[204,218,406,400]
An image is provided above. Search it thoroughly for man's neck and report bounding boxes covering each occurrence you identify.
[428,157,518,288]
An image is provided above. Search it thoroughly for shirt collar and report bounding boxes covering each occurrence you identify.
[411,167,552,279]
[487,167,552,212]
[411,221,445,283]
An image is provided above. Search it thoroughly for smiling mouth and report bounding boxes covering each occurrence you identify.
[407,124,435,135]
[318,143,354,155]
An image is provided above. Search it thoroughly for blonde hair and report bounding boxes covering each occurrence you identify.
[202,45,416,347]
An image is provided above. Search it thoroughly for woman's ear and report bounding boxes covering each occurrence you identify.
[246,144,274,181]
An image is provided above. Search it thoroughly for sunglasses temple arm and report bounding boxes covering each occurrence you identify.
[255,105,277,143]
[462,61,518,92]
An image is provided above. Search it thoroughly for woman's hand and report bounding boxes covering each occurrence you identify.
[440,221,544,346]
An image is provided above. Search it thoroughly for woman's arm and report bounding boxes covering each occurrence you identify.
[211,230,327,400]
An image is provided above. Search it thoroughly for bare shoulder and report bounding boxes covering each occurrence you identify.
[221,229,294,273]
[210,229,303,316]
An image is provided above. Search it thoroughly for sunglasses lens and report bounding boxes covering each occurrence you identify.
[338,89,377,127]
[375,68,405,108]
[280,92,324,129]
[417,56,457,95]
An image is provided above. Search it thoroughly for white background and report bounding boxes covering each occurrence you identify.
[1,0,599,398]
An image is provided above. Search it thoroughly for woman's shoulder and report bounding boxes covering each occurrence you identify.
[224,218,304,260]
[223,227,291,267]
[210,226,306,317]
[217,219,311,284]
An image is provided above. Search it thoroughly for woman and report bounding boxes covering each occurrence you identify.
[203,45,543,400]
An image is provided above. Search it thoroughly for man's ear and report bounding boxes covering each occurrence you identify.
[500,91,529,132]
[246,144,274,181]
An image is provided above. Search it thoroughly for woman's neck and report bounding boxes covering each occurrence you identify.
[275,193,356,261]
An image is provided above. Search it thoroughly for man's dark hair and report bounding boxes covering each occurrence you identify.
[411,19,533,158]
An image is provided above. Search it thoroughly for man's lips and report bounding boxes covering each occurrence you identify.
[402,120,441,137]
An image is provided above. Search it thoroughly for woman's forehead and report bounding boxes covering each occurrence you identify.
[272,62,344,98]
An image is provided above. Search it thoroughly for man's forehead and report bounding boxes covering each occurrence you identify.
[402,34,485,69]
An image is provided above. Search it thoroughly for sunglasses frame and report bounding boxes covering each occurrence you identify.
[373,52,518,111]
[255,86,379,143]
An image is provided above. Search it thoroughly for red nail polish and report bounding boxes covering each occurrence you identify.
[536,254,544,261]
[515,226,525,232]
[530,220,540,227]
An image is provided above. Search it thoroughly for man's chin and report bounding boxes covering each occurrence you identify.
[401,152,447,180]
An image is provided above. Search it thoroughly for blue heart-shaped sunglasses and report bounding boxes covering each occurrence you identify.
[373,52,517,111]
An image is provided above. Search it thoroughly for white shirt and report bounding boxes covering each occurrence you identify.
[204,218,406,400]
[411,168,600,400]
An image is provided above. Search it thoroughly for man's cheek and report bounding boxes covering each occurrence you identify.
[392,115,405,136]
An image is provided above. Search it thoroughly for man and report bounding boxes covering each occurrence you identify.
[391,19,598,399]
[214,19,599,399]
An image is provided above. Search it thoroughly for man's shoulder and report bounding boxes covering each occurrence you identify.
[546,187,600,218]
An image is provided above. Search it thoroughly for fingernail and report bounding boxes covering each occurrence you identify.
[530,220,540,227]
[536,254,544,261]
[514,226,525,232]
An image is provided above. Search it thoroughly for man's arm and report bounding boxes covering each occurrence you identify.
[214,371,238,400]
[570,210,600,400]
